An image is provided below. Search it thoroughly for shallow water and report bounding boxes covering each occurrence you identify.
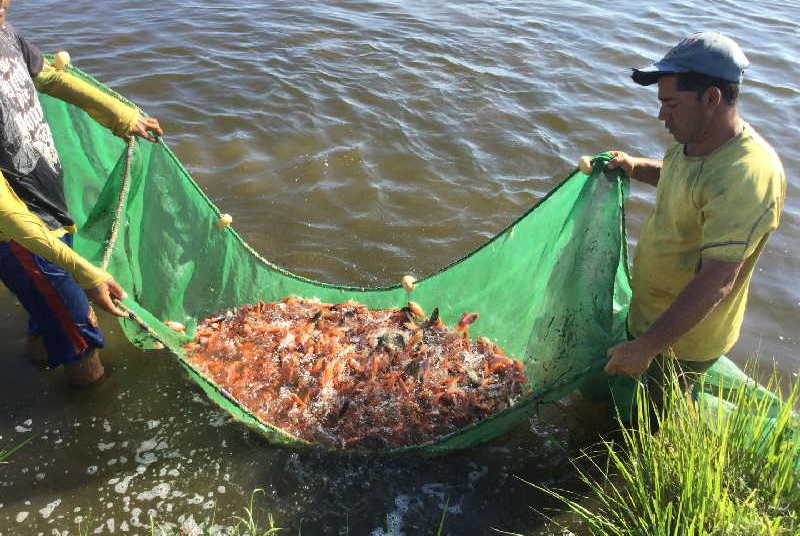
[1,1,799,534]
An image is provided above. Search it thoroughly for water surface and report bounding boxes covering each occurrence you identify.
[1,1,798,534]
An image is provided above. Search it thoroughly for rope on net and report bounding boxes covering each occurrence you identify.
[99,136,165,344]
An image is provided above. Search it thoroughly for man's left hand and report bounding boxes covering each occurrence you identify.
[131,115,164,142]
[85,278,128,318]
[605,338,658,377]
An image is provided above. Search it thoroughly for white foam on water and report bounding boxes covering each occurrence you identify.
[98,442,116,451]
[191,393,210,406]
[129,508,142,527]
[137,438,157,453]
[115,475,135,494]
[208,412,229,428]
[179,515,203,536]
[87,466,98,475]
[186,493,204,505]
[147,420,161,430]
[136,451,157,465]
[421,483,452,505]
[137,483,170,501]
[369,494,411,536]
[217,486,226,494]
[16,511,29,523]
[467,464,489,487]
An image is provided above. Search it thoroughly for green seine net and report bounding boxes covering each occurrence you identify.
[41,64,791,455]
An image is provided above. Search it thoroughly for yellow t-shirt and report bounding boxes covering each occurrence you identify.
[628,123,786,361]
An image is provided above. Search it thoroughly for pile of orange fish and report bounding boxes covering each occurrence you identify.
[184,296,529,449]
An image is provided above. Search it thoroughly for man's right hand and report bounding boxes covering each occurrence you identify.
[130,115,164,143]
[86,279,128,317]
[606,150,662,187]
[606,151,637,176]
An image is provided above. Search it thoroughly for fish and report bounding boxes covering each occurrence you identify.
[405,301,425,320]
[421,307,441,329]
[456,312,479,333]
[184,297,529,449]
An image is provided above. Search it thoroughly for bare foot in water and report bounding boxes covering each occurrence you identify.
[65,350,105,387]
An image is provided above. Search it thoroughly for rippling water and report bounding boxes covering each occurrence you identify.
[1,1,798,534]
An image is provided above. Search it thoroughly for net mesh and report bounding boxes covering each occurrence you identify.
[40,65,787,455]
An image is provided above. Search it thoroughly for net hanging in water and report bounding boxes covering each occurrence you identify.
[43,63,788,456]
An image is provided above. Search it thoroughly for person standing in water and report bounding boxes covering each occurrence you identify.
[0,0,163,386]
[603,32,786,408]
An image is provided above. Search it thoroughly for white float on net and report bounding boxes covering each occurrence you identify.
[54,50,71,71]
[401,275,416,292]
[216,213,233,228]
[578,155,593,175]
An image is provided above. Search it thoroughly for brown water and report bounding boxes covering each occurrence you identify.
[1,1,798,534]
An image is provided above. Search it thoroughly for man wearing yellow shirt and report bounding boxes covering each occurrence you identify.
[603,32,786,406]
[0,0,162,386]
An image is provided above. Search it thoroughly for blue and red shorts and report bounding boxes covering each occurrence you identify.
[0,235,104,367]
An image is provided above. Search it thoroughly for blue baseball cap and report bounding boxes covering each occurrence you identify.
[632,32,749,86]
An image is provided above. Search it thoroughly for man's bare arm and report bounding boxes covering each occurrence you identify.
[605,258,743,377]
[606,151,663,187]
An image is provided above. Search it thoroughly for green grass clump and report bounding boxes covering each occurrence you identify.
[534,368,800,536]
[148,489,283,536]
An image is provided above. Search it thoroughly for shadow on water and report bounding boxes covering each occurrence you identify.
[0,313,614,535]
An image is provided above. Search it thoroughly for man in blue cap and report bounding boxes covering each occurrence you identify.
[602,32,786,406]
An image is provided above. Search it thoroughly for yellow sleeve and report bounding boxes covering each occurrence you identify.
[33,59,139,138]
[0,171,112,289]
[699,161,784,263]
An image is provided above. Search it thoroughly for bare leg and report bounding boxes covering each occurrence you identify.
[64,349,105,387]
